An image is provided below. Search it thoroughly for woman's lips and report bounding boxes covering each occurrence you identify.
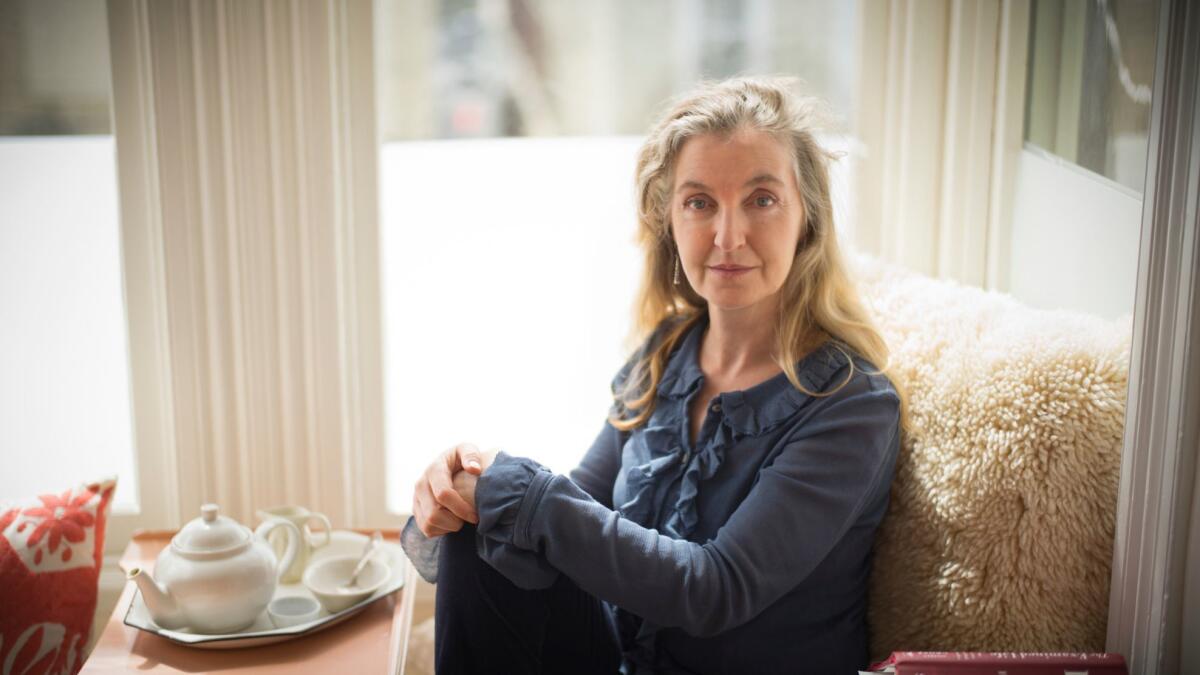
[708,266,753,279]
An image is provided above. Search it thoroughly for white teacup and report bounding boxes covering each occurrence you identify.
[256,505,333,584]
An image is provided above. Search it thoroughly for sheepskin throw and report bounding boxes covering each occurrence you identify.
[853,254,1132,659]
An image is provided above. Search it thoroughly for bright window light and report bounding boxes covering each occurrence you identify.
[381,137,645,513]
[0,137,138,511]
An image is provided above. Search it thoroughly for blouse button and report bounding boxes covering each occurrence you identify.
[711,402,722,413]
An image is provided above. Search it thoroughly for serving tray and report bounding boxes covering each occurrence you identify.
[122,530,408,649]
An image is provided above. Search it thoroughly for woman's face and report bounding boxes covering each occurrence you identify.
[670,129,805,314]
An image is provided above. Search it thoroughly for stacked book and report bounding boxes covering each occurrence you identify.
[861,652,1128,674]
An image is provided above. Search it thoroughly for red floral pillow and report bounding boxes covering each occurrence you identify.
[0,478,116,675]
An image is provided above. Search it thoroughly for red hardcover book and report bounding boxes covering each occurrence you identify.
[863,651,1129,675]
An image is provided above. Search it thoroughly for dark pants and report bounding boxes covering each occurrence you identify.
[434,523,623,675]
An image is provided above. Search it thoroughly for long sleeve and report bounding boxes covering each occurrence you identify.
[472,373,901,638]
[399,413,629,587]
[567,419,627,509]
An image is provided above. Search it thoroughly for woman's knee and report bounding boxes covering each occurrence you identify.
[438,522,481,571]
[438,523,506,598]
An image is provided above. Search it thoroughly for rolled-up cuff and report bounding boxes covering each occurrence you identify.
[475,450,555,549]
[397,452,561,589]
[400,515,442,584]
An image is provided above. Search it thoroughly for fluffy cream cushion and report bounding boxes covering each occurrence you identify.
[853,254,1132,658]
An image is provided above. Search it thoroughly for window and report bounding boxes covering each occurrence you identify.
[375,0,862,513]
[1024,0,1158,193]
[1005,0,1158,319]
[0,1,137,511]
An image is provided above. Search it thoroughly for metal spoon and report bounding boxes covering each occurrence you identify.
[342,530,383,589]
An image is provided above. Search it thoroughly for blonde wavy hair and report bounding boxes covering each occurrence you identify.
[610,75,906,432]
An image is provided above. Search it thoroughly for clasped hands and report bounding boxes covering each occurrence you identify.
[412,443,500,538]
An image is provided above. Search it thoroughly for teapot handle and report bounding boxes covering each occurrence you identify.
[254,518,301,582]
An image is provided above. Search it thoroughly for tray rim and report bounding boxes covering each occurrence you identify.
[121,531,408,648]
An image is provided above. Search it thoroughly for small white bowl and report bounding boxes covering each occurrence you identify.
[302,556,390,613]
[267,595,322,628]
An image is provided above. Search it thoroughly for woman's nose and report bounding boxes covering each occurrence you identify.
[713,207,748,251]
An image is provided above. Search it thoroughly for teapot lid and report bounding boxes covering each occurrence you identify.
[173,504,250,555]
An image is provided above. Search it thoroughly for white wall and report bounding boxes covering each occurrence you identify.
[1007,145,1142,320]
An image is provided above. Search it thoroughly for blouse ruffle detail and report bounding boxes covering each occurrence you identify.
[614,424,684,531]
[617,317,855,542]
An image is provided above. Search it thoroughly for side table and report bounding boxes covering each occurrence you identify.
[81,529,419,674]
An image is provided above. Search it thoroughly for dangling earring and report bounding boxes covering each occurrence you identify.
[673,254,682,285]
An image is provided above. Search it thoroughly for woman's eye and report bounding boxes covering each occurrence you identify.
[685,198,709,210]
[754,195,776,207]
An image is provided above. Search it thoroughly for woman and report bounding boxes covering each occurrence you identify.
[401,75,903,675]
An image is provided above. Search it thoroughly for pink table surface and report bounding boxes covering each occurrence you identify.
[81,529,418,674]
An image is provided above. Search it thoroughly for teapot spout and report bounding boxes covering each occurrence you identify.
[125,566,185,630]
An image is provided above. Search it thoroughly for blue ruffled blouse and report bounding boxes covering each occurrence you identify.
[401,314,901,674]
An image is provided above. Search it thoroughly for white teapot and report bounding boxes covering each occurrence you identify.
[125,503,301,634]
